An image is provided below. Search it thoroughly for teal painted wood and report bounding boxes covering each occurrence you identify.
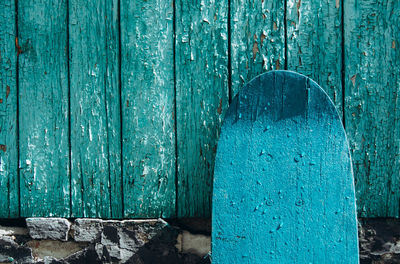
[18,0,70,217]
[287,0,343,115]
[0,0,18,218]
[344,0,400,217]
[121,0,176,218]
[4,0,399,219]
[69,0,122,218]
[230,0,285,97]
[176,0,229,217]
[212,71,359,263]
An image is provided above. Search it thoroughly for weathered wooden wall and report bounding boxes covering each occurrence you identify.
[0,0,398,218]
[344,0,400,217]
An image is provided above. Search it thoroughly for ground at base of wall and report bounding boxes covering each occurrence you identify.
[359,218,400,263]
[0,218,211,264]
[0,218,398,263]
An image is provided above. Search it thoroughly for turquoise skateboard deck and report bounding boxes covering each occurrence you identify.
[212,71,359,263]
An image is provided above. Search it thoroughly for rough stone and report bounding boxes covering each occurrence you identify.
[61,218,181,263]
[0,225,29,237]
[26,240,87,260]
[176,231,210,257]
[26,218,71,241]
[71,218,103,242]
[0,235,33,263]
[63,244,101,264]
[118,219,169,248]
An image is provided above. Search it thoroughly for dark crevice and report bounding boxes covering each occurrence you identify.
[341,0,346,128]
[284,0,288,70]
[118,0,124,217]
[167,218,211,236]
[0,218,26,227]
[228,0,232,104]
[173,0,179,218]
[66,0,72,218]
[15,0,20,218]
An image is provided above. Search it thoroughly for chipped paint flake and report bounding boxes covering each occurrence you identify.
[351,74,356,87]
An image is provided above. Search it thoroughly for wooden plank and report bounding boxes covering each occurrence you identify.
[344,0,400,217]
[0,0,18,218]
[286,0,343,115]
[176,0,229,217]
[69,0,122,218]
[121,0,176,218]
[230,0,285,97]
[18,0,70,217]
[212,71,359,263]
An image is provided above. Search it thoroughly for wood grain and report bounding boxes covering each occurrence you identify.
[0,0,18,217]
[287,0,343,115]
[230,0,285,97]
[121,0,176,218]
[69,0,122,218]
[5,0,400,219]
[175,0,229,217]
[344,0,400,217]
[18,0,70,217]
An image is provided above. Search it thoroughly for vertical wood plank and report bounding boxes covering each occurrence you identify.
[344,0,400,217]
[286,0,343,114]
[121,0,176,218]
[0,0,18,217]
[18,0,70,217]
[105,0,123,219]
[176,0,229,217]
[230,0,285,97]
[69,0,122,218]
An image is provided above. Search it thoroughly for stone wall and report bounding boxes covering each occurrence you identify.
[0,218,398,263]
[0,218,210,264]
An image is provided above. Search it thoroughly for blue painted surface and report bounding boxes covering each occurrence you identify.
[212,71,359,263]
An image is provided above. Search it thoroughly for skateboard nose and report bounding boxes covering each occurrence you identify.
[275,70,310,120]
[229,71,312,123]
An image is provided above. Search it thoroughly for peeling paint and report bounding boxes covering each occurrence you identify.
[18,0,70,217]
[351,74,357,87]
[231,0,284,96]
[296,0,301,20]
[217,99,223,114]
[176,0,228,217]
[121,0,176,218]
[260,31,266,46]
[0,145,6,152]
[344,0,400,217]
[0,0,18,218]
[286,0,343,116]
[252,40,259,60]
[1,0,398,219]
[68,0,122,218]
